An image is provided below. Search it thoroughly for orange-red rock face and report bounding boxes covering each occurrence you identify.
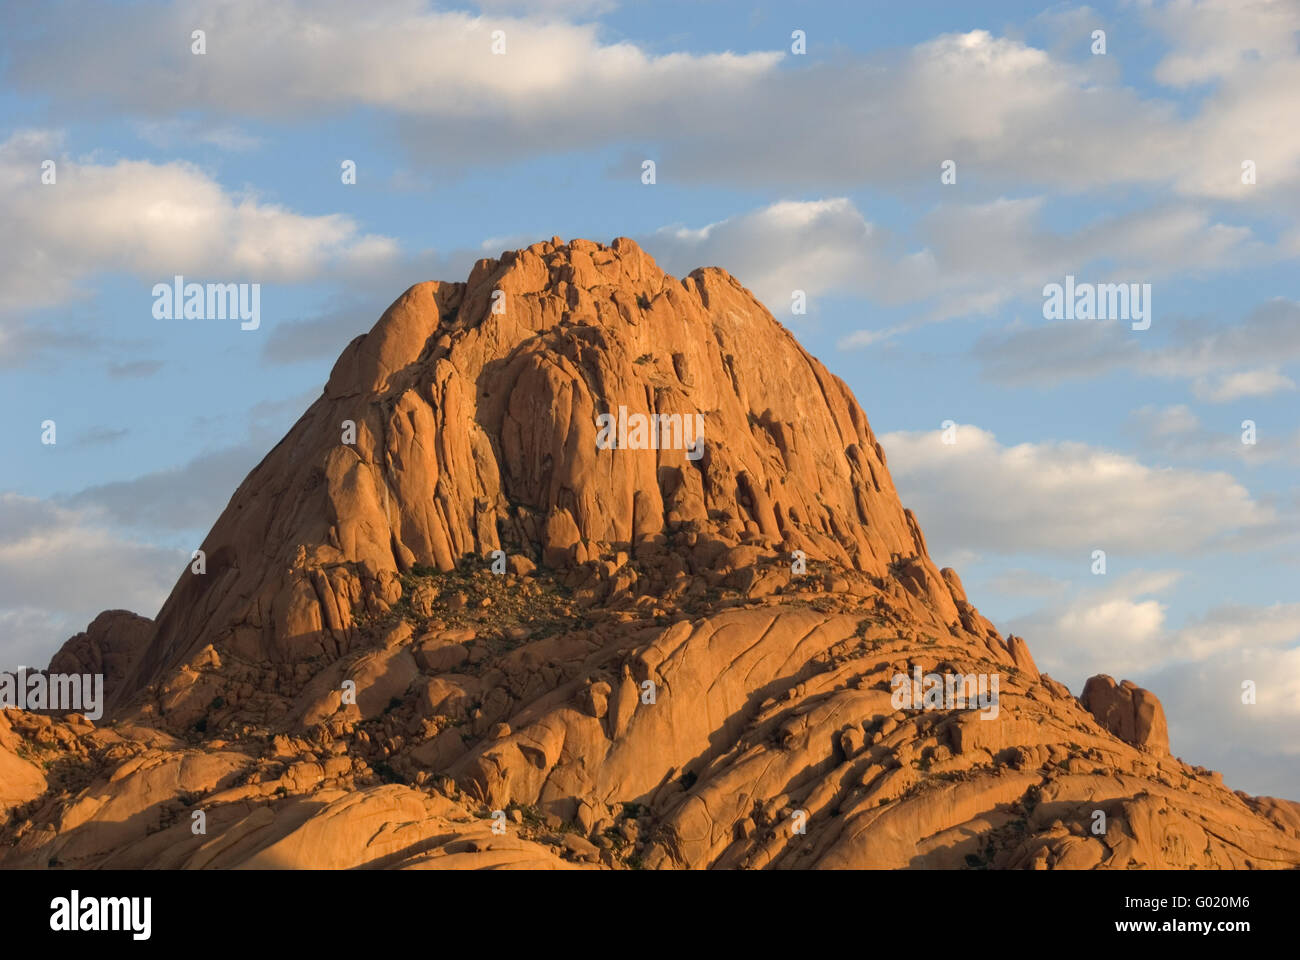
[3,238,1297,870]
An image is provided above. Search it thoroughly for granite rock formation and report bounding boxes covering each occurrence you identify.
[3,238,1297,870]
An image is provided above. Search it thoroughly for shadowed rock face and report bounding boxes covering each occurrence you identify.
[3,238,1298,870]
[48,610,154,711]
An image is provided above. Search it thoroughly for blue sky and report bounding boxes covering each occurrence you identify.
[1,0,1297,797]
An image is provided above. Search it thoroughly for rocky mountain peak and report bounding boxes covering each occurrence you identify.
[120,236,961,719]
[4,239,1297,871]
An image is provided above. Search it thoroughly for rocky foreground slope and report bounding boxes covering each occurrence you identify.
[3,237,1298,869]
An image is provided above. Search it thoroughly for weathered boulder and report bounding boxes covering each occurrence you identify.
[1080,675,1170,754]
